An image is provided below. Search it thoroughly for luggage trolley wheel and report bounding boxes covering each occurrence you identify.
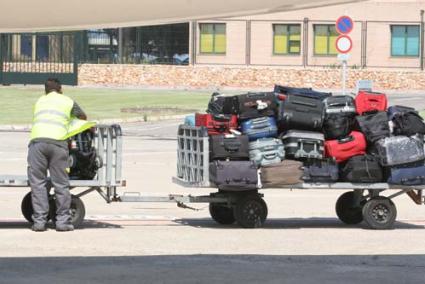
[362,197,397,230]
[209,203,236,225]
[335,191,366,225]
[21,192,86,228]
[234,194,268,228]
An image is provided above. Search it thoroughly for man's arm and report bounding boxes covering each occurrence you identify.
[71,102,87,120]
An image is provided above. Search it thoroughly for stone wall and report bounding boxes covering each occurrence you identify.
[79,64,425,90]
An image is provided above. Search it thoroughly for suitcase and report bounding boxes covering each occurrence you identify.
[355,90,388,115]
[302,159,339,182]
[279,94,324,131]
[260,160,303,187]
[356,111,390,144]
[323,113,355,140]
[387,165,425,185]
[340,155,383,183]
[184,114,195,126]
[249,138,285,166]
[207,92,238,115]
[236,92,278,120]
[281,130,324,160]
[274,85,331,101]
[195,113,238,135]
[376,136,425,166]
[391,110,425,136]
[324,131,367,163]
[209,134,249,161]
[240,116,278,141]
[323,95,356,114]
[209,160,258,191]
[387,105,416,120]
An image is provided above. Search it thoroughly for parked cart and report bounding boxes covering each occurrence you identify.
[172,125,425,229]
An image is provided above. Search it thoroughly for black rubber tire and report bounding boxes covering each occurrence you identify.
[209,203,235,225]
[234,194,268,228]
[362,197,397,230]
[21,192,53,223]
[335,191,366,225]
[49,195,86,228]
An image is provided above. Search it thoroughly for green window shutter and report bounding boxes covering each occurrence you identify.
[288,25,301,54]
[406,25,419,56]
[274,25,288,54]
[314,25,328,55]
[328,26,339,55]
[214,24,226,53]
[200,24,214,53]
[391,26,406,56]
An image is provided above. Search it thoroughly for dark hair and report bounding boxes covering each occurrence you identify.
[45,78,62,94]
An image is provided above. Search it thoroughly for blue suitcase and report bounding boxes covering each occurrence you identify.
[184,114,196,126]
[387,165,425,185]
[240,117,278,141]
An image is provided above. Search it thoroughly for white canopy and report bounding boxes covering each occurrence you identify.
[0,0,365,32]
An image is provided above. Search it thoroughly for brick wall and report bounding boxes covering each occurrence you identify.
[79,64,425,90]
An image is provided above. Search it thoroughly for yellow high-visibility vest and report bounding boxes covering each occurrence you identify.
[30,92,74,141]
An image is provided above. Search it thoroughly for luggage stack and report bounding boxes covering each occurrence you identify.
[185,86,425,190]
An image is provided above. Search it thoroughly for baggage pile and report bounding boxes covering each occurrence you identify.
[187,86,425,190]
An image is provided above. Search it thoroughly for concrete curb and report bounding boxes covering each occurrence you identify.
[0,114,189,132]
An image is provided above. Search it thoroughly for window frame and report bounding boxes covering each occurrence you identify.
[272,24,302,56]
[199,23,226,55]
[313,24,338,57]
[390,25,420,58]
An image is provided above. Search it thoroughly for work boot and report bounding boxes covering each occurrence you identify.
[56,224,74,232]
[31,223,46,232]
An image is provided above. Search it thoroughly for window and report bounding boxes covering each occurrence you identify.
[36,35,49,61]
[20,35,32,59]
[273,24,301,55]
[391,25,420,57]
[199,23,226,54]
[314,25,338,56]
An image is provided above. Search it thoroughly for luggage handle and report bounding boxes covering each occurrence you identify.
[338,135,354,144]
[264,152,278,159]
[251,118,270,128]
[400,176,425,184]
[223,142,241,152]
[226,178,250,184]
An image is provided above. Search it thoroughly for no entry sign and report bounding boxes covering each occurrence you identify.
[335,35,353,54]
[336,15,354,35]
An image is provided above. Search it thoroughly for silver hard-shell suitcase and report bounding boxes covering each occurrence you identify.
[249,138,285,166]
[281,130,324,160]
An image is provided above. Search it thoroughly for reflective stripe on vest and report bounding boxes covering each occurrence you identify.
[30,92,74,141]
[64,119,97,139]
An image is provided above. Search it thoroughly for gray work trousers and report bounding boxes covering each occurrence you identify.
[27,142,71,225]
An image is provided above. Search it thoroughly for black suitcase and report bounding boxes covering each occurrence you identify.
[323,113,355,140]
[323,96,356,115]
[209,160,258,191]
[207,92,238,115]
[391,111,425,136]
[302,159,339,182]
[281,130,324,160]
[209,134,249,161]
[274,85,331,101]
[279,95,324,131]
[356,111,390,144]
[236,92,277,120]
[340,155,383,183]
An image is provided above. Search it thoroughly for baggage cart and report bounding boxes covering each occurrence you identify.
[172,125,425,229]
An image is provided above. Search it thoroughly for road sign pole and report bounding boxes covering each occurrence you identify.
[342,59,347,96]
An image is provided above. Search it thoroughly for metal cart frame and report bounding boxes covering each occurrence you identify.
[170,125,425,229]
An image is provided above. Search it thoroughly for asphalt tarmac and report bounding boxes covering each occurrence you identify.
[0,92,424,283]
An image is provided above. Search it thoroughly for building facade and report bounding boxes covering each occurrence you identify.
[193,0,425,69]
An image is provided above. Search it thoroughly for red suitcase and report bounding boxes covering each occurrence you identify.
[355,91,388,115]
[325,131,367,163]
[195,113,238,135]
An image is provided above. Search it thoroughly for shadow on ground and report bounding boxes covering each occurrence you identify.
[0,220,122,230]
[174,217,425,230]
[0,254,423,283]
